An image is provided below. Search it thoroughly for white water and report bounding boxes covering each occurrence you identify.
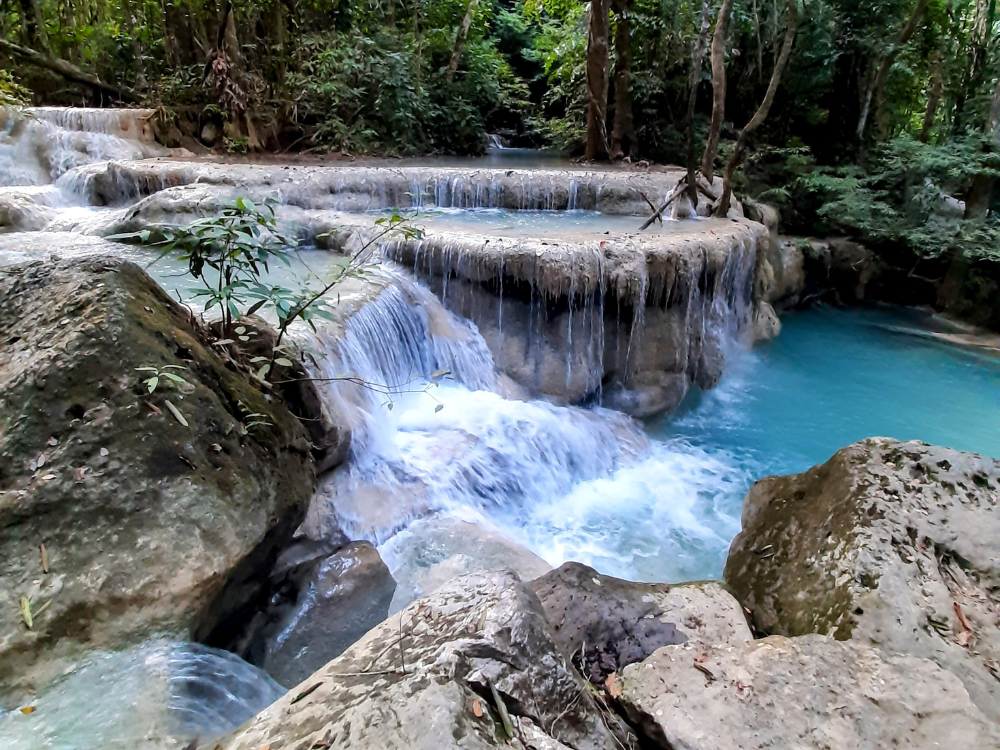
[0,108,163,187]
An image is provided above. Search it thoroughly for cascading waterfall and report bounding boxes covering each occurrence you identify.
[0,108,164,187]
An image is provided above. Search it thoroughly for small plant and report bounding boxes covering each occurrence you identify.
[224,135,250,154]
[135,365,188,393]
[117,199,423,387]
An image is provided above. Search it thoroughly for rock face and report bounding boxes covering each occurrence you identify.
[725,438,1000,721]
[618,634,1000,750]
[0,256,315,703]
[530,563,751,685]
[225,540,397,688]
[217,570,620,750]
[392,219,763,415]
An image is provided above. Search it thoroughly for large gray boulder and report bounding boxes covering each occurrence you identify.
[0,256,315,704]
[725,438,1000,721]
[618,634,1000,749]
[530,562,751,685]
[217,569,620,750]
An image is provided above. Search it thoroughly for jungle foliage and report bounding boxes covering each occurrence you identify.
[1,0,999,267]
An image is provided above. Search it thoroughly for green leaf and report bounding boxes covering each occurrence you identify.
[274,358,294,367]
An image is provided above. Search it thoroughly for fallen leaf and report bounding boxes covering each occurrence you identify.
[74,467,87,482]
[605,673,622,699]
[290,682,323,704]
[145,401,162,416]
[20,706,35,715]
[472,699,483,717]
[693,662,715,682]
[211,443,222,452]
[164,400,189,427]
[40,543,49,574]
[47,437,58,447]
[36,454,46,468]
[40,474,56,481]
[954,603,974,633]
[957,631,973,647]
[19,596,32,629]
[489,682,514,739]
[99,447,109,457]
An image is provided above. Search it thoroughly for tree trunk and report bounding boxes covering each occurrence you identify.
[121,0,147,89]
[964,71,1000,219]
[919,49,943,143]
[685,0,712,204]
[715,0,798,217]
[609,0,637,160]
[413,0,422,96]
[855,62,876,140]
[700,0,734,180]
[865,0,929,142]
[17,0,50,53]
[0,38,138,100]
[584,0,611,161]
[445,0,479,84]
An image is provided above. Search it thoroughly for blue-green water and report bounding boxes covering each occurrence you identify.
[661,305,1000,475]
[503,306,1000,583]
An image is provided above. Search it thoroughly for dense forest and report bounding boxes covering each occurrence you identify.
[2,0,999,322]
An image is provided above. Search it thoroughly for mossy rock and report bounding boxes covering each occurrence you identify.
[0,256,315,704]
[724,438,1000,722]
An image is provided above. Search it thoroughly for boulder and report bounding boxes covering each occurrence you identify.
[750,300,780,343]
[217,570,620,750]
[0,256,315,703]
[765,237,806,309]
[617,634,1000,750]
[224,540,397,688]
[530,563,751,686]
[0,186,58,232]
[725,439,1000,721]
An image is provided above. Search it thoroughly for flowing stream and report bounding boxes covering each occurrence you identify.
[2,108,998,748]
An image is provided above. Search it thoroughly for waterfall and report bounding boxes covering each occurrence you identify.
[291,265,650,551]
[53,160,681,214]
[0,108,164,188]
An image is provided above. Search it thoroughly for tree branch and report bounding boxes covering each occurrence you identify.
[0,38,139,101]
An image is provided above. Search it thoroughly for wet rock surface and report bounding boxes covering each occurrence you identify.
[217,569,620,750]
[227,540,397,688]
[0,256,315,704]
[725,438,1000,721]
[530,563,751,685]
[382,518,552,613]
[618,634,1000,750]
